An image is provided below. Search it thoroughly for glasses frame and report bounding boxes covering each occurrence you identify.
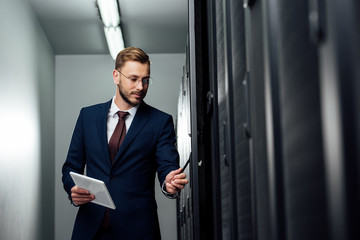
[116,70,153,86]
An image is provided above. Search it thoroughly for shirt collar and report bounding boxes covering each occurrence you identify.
[109,96,139,117]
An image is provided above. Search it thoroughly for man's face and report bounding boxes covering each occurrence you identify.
[114,61,150,107]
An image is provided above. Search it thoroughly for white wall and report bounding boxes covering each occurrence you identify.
[55,53,184,240]
[0,0,55,239]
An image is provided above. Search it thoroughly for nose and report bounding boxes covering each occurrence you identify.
[135,79,144,90]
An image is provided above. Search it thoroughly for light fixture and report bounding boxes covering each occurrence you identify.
[104,26,125,60]
[97,0,125,60]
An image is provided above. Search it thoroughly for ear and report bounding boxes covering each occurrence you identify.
[113,70,119,84]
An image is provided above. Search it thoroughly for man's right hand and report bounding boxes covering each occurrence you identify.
[71,186,95,205]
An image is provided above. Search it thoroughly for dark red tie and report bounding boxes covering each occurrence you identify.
[100,111,129,232]
[108,111,129,163]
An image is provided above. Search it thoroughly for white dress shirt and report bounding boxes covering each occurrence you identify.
[106,96,139,142]
[106,96,178,198]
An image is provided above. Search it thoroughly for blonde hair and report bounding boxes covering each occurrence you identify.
[115,47,150,70]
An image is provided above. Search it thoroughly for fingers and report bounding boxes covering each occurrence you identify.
[71,185,90,194]
[174,168,183,174]
[170,178,188,190]
[165,167,189,194]
[166,182,178,194]
[167,171,189,193]
[167,168,182,178]
[172,172,187,180]
[71,186,95,205]
[167,168,186,181]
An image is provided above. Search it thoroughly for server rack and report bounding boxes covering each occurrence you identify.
[318,0,360,239]
[262,0,329,239]
[177,0,360,239]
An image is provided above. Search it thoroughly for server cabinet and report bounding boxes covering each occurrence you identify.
[243,1,273,239]
[177,0,217,240]
[179,0,360,239]
[211,0,238,238]
[221,0,255,239]
[318,0,360,239]
[263,0,329,239]
[179,0,256,239]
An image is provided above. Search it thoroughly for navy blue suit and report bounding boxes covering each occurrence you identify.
[62,100,179,240]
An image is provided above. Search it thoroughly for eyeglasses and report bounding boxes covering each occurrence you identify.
[116,70,153,86]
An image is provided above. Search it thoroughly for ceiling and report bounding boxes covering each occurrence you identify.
[28,0,188,55]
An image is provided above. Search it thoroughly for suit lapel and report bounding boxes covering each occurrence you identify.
[97,100,112,169]
[112,102,150,166]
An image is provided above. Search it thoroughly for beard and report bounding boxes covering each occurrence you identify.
[118,84,144,107]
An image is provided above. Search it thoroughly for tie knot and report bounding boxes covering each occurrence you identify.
[117,111,129,120]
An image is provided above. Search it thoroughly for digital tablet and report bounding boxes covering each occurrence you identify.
[70,172,116,209]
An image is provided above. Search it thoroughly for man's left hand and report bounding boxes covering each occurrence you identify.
[165,168,189,194]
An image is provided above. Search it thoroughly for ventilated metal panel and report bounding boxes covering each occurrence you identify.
[213,0,234,239]
[227,0,254,239]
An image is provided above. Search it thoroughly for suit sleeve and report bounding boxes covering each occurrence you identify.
[155,115,180,187]
[62,108,86,196]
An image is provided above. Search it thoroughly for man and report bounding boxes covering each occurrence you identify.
[62,47,188,239]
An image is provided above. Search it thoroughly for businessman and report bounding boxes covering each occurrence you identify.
[62,47,188,239]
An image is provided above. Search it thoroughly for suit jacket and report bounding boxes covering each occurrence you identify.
[62,100,179,240]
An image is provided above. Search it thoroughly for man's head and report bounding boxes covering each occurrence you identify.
[113,47,151,110]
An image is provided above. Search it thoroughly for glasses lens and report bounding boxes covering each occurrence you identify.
[142,78,153,85]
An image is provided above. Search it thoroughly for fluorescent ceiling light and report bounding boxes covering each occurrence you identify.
[97,0,125,60]
[104,26,125,60]
[97,0,120,27]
